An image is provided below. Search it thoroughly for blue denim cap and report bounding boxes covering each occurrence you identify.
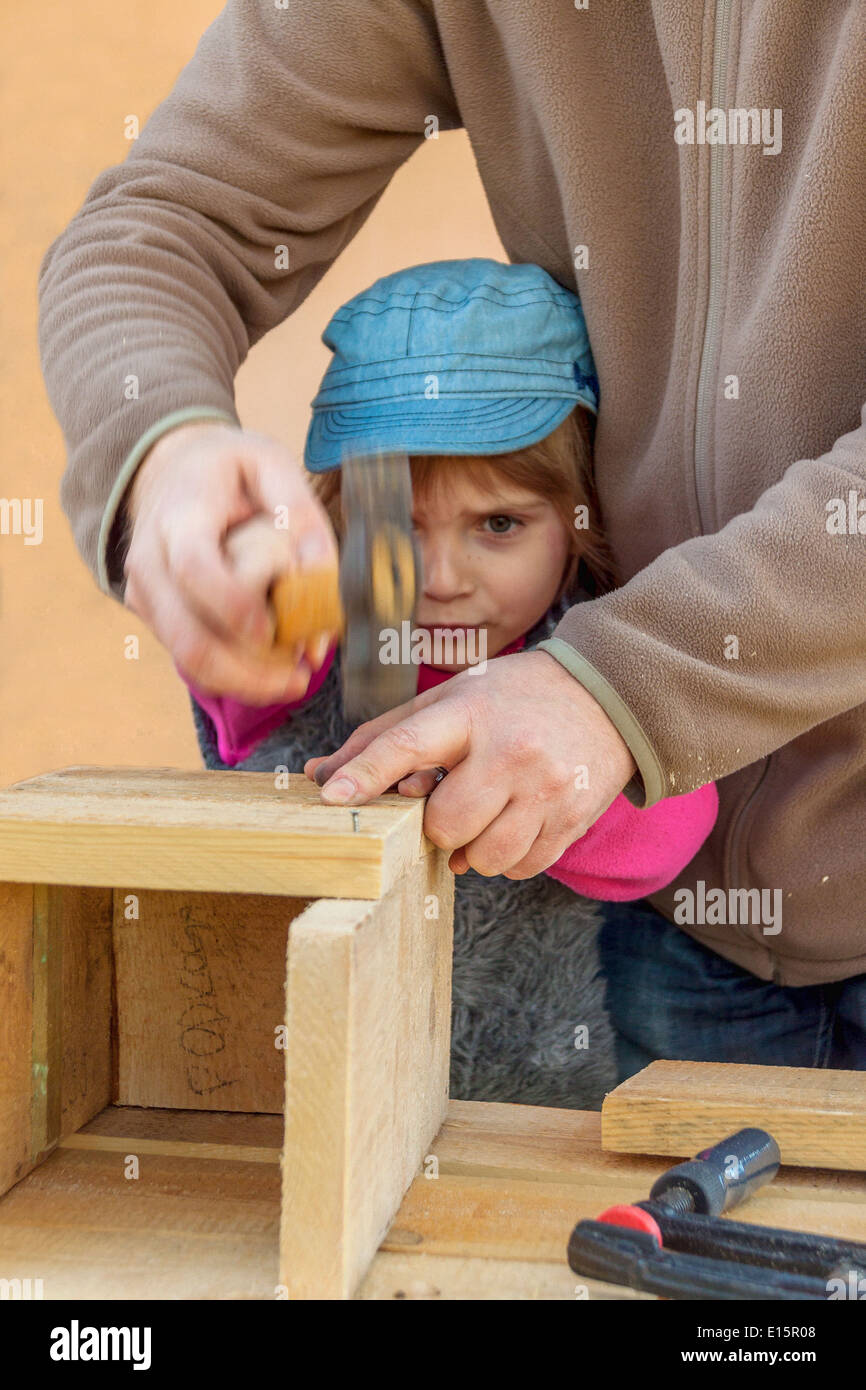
[303,258,598,472]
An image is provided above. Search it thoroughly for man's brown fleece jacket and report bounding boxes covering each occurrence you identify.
[37,2,866,985]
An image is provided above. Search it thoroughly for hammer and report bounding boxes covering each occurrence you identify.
[224,450,422,723]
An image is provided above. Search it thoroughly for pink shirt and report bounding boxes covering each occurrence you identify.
[180,633,717,902]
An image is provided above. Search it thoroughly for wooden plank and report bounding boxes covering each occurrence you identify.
[601,1060,866,1170]
[432,1102,866,1204]
[0,1136,281,1300]
[383,1165,866,1265]
[279,850,454,1299]
[0,767,431,899]
[433,1100,674,1187]
[1,1100,864,1300]
[356,1250,651,1300]
[77,1103,283,1148]
[0,883,112,1198]
[113,890,308,1113]
[60,1133,280,1165]
[31,885,63,1156]
[383,1171,607,1262]
[0,882,33,1195]
[57,888,114,1139]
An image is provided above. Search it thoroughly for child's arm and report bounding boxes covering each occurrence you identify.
[180,642,338,766]
[544,781,719,902]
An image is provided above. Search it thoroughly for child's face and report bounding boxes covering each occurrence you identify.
[411,468,570,670]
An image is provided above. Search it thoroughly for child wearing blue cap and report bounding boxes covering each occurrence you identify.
[179,259,718,1109]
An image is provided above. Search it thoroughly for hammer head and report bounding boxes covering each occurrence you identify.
[338,449,422,723]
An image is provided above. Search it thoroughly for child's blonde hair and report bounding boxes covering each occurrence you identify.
[309,405,618,601]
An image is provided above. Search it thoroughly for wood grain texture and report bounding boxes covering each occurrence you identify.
[356,1251,650,1300]
[0,882,34,1196]
[113,889,309,1112]
[55,887,114,1143]
[0,883,113,1198]
[0,767,430,898]
[601,1060,866,1170]
[2,1100,863,1300]
[78,1103,283,1147]
[31,885,63,1156]
[0,1139,282,1300]
[60,1133,279,1165]
[280,851,454,1299]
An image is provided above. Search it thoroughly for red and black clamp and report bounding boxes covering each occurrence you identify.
[568,1128,866,1299]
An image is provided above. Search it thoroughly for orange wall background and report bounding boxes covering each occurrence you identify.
[2,1,504,787]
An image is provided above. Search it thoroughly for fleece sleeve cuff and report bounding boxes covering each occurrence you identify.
[531,636,666,810]
[96,406,240,600]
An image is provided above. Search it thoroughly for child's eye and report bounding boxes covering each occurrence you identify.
[482,515,523,536]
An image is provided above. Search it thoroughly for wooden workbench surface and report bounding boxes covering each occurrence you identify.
[1,1099,864,1300]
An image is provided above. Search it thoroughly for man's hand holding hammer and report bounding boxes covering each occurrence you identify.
[122,421,339,702]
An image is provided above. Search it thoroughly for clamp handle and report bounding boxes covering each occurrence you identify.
[650,1127,781,1216]
[270,564,344,646]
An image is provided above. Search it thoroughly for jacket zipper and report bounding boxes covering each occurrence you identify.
[693,0,732,532]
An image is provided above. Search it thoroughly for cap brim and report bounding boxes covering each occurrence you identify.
[304,395,593,472]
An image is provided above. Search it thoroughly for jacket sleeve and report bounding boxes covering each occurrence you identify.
[179,642,338,766]
[37,0,460,600]
[534,404,866,808]
[545,781,718,902]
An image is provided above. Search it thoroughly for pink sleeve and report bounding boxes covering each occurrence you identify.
[178,643,338,766]
[545,781,719,902]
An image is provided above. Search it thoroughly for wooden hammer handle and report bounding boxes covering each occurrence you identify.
[224,514,344,648]
[270,565,344,647]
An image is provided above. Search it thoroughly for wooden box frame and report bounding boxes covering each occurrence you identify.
[0,767,454,1299]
